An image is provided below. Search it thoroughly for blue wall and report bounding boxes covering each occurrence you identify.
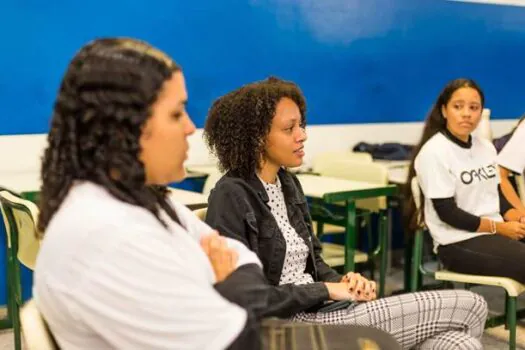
[1,0,525,135]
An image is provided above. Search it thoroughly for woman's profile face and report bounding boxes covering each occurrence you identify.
[140,71,196,185]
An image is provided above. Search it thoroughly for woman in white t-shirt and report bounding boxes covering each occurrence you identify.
[497,117,525,215]
[33,38,402,350]
[405,78,525,284]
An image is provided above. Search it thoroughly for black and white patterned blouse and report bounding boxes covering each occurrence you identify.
[260,176,314,286]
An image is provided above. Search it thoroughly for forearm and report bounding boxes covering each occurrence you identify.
[214,264,329,319]
[500,174,525,214]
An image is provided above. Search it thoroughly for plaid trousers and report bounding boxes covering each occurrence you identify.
[291,290,487,350]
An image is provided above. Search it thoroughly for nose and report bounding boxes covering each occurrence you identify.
[296,127,307,142]
[185,115,196,136]
[462,107,472,119]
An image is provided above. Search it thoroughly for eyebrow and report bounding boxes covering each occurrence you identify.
[451,100,480,105]
[178,99,188,107]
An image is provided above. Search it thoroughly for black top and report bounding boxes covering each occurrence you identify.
[206,168,342,316]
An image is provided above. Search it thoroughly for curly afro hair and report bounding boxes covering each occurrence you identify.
[204,77,306,179]
[39,38,182,233]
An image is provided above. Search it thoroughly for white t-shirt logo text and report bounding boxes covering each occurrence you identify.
[460,164,497,185]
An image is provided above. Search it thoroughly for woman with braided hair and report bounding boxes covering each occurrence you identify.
[35,38,269,349]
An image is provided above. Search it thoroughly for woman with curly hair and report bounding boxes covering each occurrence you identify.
[204,77,488,350]
[34,38,400,350]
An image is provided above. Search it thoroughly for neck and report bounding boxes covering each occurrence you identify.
[257,161,280,184]
[442,127,472,149]
[446,127,469,143]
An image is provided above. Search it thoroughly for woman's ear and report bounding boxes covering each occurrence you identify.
[441,105,447,119]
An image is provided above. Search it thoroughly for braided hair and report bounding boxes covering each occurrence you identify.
[39,38,182,233]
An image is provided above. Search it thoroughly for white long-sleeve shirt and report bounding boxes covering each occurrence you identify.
[34,181,261,350]
[498,121,525,174]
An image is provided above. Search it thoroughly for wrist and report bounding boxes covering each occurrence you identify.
[494,221,505,234]
[490,220,497,234]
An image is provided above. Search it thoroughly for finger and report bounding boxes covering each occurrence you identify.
[230,249,239,267]
[341,272,351,283]
[370,281,377,294]
[348,276,358,293]
[355,280,365,298]
[200,235,211,255]
[363,281,371,299]
[217,236,228,251]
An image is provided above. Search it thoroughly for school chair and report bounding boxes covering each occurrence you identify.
[0,190,41,350]
[310,158,390,296]
[194,207,208,221]
[202,169,223,198]
[310,152,375,236]
[410,176,525,350]
[472,108,492,141]
[20,299,58,350]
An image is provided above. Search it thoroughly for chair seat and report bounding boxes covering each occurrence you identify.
[435,270,525,297]
[321,242,368,266]
[312,222,345,235]
[21,300,57,350]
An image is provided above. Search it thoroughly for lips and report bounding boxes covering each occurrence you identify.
[294,146,305,157]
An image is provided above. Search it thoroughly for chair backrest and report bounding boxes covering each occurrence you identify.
[202,169,223,197]
[472,108,492,141]
[314,158,388,211]
[20,299,58,350]
[0,191,41,269]
[312,151,373,175]
[194,207,208,221]
[410,176,425,229]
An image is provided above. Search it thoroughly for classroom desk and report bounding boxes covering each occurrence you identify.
[374,159,410,169]
[186,165,219,176]
[0,171,39,195]
[0,171,208,209]
[187,162,410,183]
[166,188,208,210]
[296,174,397,274]
[388,167,409,185]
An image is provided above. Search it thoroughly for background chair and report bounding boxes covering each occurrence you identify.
[20,299,58,350]
[0,191,41,350]
[472,108,492,141]
[410,176,525,350]
[310,157,390,296]
[194,207,208,221]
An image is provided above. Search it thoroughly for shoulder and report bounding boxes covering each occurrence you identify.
[210,172,259,201]
[416,133,447,162]
[48,182,159,233]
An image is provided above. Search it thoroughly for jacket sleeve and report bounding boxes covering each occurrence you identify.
[292,175,343,282]
[206,180,331,318]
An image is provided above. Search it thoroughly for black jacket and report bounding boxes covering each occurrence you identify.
[206,168,342,317]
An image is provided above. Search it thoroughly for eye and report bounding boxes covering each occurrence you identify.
[171,111,183,120]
